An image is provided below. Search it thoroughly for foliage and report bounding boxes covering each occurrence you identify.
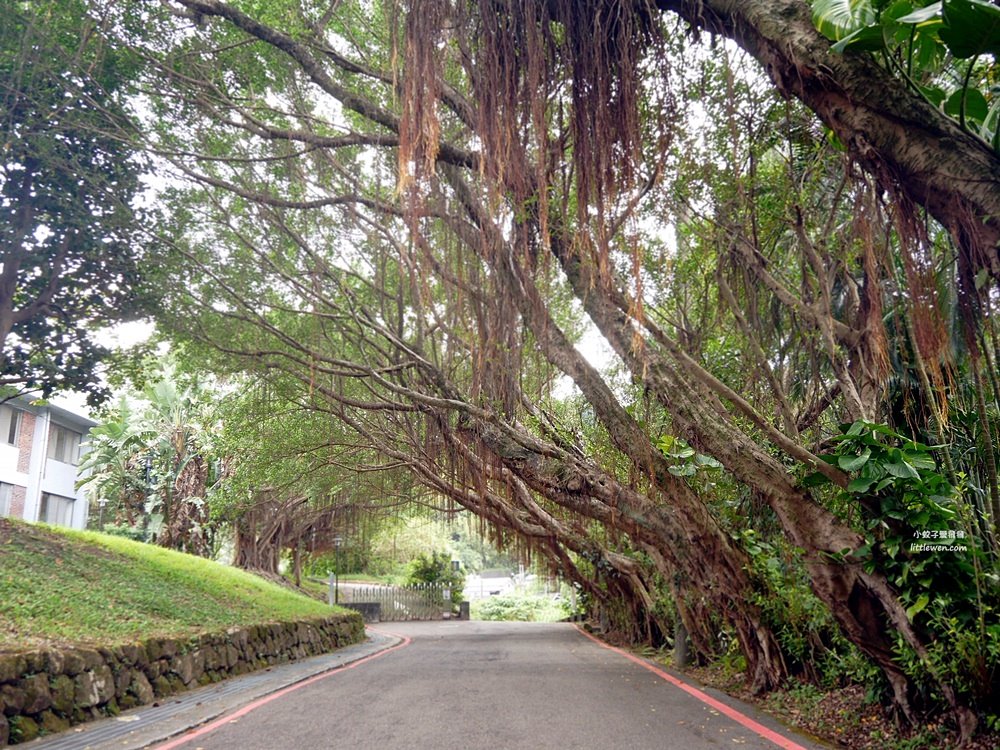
[0,0,158,404]
[807,421,999,713]
[472,593,571,623]
[811,0,1000,148]
[79,357,227,555]
[811,421,981,610]
[0,518,336,651]
[99,523,153,543]
[656,434,724,486]
[739,529,871,688]
[406,551,465,607]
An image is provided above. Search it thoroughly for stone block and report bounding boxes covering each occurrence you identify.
[126,643,148,669]
[190,649,205,682]
[78,649,104,671]
[1,683,25,716]
[152,675,172,697]
[0,654,26,684]
[20,673,52,714]
[13,715,39,743]
[62,650,88,677]
[0,714,8,745]
[42,649,65,676]
[130,671,154,705]
[49,674,75,714]
[147,659,168,680]
[114,665,132,697]
[38,709,70,735]
[74,665,114,708]
[22,651,45,674]
[172,653,195,685]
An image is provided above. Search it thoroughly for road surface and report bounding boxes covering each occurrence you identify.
[153,621,827,750]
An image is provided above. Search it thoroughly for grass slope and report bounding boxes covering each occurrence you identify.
[0,519,336,652]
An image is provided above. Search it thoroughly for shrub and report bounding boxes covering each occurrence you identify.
[472,593,570,622]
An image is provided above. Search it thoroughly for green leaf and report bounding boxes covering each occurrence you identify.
[944,87,990,124]
[906,593,930,620]
[851,542,872,558]
[801,471,832,488]
[885,460,921,479]
[920,85,948,107]
[903,451,938,471]
[940,0,1000,58]
[694,453,723,469]
[838,448,872,471]
[845,420,867,436]
[831,24,887,52]
[812,0,877,40]
[897,1,942,24]
[848,475,877,493]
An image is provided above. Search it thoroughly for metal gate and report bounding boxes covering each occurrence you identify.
[338,582,452,621]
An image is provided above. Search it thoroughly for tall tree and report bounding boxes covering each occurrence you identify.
[0,0,155,404]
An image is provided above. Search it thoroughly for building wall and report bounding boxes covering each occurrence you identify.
[0,403,92,529]
[16,412,35,473]
[0,410,34,520]
[9,485,26,519]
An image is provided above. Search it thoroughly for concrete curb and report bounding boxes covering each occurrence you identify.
[20,630,402,750]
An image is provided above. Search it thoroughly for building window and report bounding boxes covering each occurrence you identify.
[39,492,74,527]
[0,483,11,517]
[0,405,20,445]
[47,425,81,465]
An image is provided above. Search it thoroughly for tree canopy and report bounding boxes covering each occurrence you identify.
[0,0,157,404]
[66,0,1000,741]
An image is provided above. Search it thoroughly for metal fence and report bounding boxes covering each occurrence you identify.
[338,582,452,621]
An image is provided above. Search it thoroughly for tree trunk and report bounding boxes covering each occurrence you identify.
[552,230,976,730]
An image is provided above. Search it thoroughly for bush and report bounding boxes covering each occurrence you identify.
[99,524,152,543]
[406,551,465,607]
[472,593,570,622]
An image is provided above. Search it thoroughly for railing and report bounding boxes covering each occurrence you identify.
[338,582,453,622]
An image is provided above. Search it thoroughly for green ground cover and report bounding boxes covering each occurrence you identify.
[0,519,337,651]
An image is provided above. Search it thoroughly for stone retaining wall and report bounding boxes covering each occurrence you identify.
[0,612,364,745]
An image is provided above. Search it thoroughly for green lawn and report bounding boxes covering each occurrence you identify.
[0,518,339,651]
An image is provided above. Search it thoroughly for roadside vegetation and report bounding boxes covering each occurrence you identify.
[472,594,571,624]
[0,519,335,651]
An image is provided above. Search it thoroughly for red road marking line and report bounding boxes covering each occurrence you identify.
[574,625,809,750]
[151,629,410,750]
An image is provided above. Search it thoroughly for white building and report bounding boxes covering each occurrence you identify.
[0,397,95,529]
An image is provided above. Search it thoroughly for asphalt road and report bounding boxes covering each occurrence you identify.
[152,621,828,750]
